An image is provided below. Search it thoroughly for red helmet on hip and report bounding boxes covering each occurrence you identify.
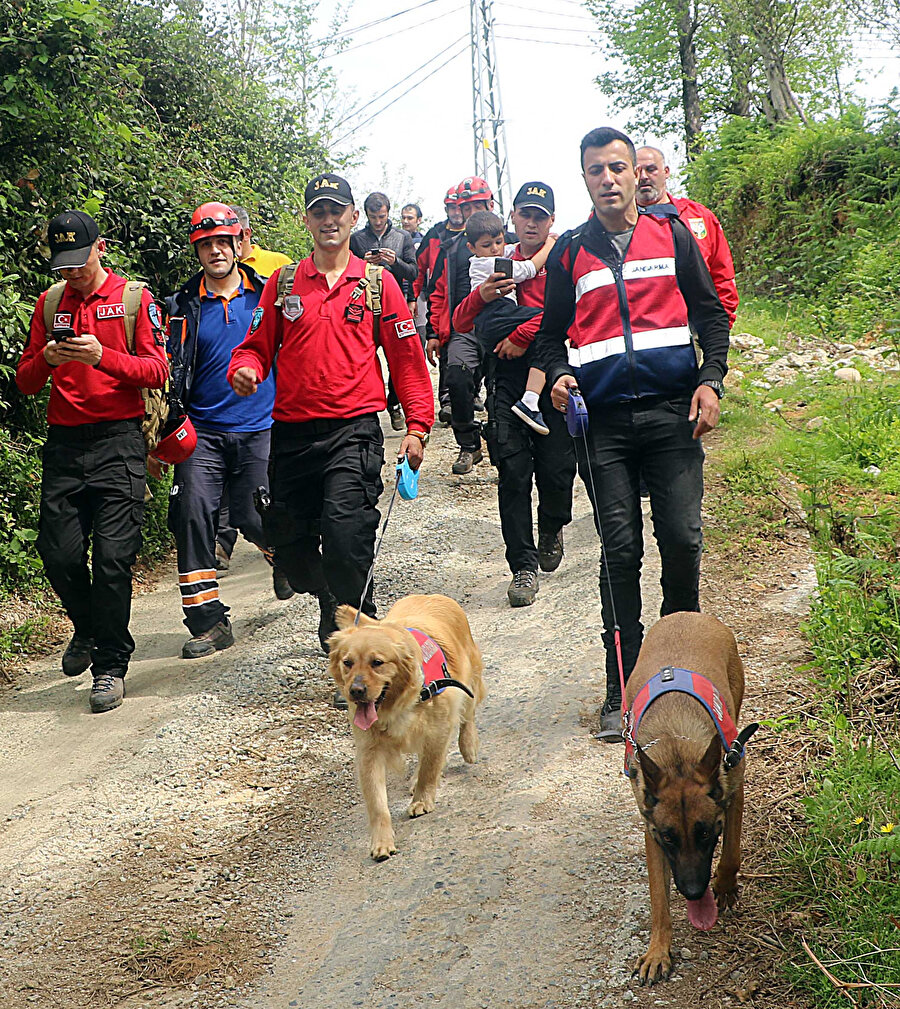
[152,415,197,465]
[189,202,242,245]
[456,177,492,205]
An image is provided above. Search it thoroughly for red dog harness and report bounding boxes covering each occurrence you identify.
[624,666,758,776]
[407,628,475,703]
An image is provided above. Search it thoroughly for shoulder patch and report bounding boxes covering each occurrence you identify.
[250,305,264,333]
[688,217,708,241]
[147,302,163,330]
[394,319,416,339]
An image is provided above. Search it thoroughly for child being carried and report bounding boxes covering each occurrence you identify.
[454,211,555,435]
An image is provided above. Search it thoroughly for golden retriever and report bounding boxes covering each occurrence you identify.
[328,594,486,861]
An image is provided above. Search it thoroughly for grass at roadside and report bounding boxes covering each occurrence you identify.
[707,299,900,1008]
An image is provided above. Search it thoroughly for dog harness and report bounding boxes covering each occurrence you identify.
[407,628,475,703]
[624,666,758,776]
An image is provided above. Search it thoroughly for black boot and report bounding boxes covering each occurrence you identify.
[317,591,337,654]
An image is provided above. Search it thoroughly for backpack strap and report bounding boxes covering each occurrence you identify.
[120,281,147,352]
[42,281,67,333]
[364,263,384,341]
[274,263,299,308]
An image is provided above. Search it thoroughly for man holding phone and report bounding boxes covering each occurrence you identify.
[350,193,418,430]
[16,210,168,713]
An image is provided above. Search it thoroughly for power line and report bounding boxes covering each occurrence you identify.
[495,33,599,48]
[497,0,595,21]
[333,9,461,57]
[331,35,468,131]
[332,44,468,147]
[330,0,448,41]
[495,21,598,33]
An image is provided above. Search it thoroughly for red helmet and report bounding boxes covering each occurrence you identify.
[444,186,459,205]
[456,177,492,205]
[152,415,197,465]
[189,202,242,245]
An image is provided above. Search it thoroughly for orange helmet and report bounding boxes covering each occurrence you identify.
[189,202,242,245]
[152,415,197,465]
[456,177,492,205]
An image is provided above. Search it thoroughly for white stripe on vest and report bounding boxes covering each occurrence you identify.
[568,326,692,367]
[574,257,677,304]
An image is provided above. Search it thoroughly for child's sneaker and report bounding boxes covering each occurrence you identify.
[511,399,550,435]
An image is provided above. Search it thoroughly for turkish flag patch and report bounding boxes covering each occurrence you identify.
[394,318,416,339]
[53,313,72,328]
[97,303,126,320]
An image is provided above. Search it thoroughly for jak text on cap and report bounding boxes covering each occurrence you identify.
[48,210,100,271]
[304,174,354,209]
[513,182,555,215]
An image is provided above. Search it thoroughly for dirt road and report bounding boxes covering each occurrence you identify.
[0,419,813,1008]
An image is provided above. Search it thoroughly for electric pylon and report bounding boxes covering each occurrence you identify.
[469,0,512,217]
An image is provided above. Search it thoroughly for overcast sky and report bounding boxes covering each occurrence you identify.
[315,0,898,232]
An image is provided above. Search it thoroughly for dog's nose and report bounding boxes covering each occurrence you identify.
[349,677,368,702]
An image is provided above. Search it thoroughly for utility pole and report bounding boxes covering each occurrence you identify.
[469,0,512,217]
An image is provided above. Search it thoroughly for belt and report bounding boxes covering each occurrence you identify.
[273,413,379,438]
[47,417,142,443]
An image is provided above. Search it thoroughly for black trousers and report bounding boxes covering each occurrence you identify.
[264,415,385,616]
[484,355,576,573]
[446,331,482,450]
[576,394,704,695]
[37,418,146,677]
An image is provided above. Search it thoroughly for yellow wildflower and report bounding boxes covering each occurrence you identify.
[853,816,864,825]
[880,823,895,834]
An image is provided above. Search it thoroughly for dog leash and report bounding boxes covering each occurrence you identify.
[354,453,417,627]
[566,389,628,727]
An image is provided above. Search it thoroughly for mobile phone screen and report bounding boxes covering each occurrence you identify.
[493,258,513,278]
[51,327,77,343]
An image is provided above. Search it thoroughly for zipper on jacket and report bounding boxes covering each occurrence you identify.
[588,224,639,399]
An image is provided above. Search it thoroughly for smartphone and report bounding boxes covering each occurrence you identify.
[51,327,77,343]
[367,247,382,257]
[493,257,513,278]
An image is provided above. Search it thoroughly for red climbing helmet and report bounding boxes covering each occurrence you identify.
[152,415,197,465]
[189,202,242,245]
[444,186,459,205]
[456,177,492,204]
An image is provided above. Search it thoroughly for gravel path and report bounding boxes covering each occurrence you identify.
[0,413,811,1009]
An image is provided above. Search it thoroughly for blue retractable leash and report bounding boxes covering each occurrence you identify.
[566,389,627,732]
[354,453,418,626]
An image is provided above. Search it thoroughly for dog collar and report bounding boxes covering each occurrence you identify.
[407,628,475,703]
[624,666,758,776]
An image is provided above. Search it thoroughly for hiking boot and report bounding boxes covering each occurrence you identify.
[215,542,231,573]
[273,567,295,600]
[596,695,624,744]
[507,569,539,607]
[538,528,564,572]
[62,633,93,677]
[90,674,125,714]
[474,396,486,413]
[332,689,348,710]
[438,405,453,425]
[182,619,234,659]
[511,399,550,436]
[389,405,405,431]
[318,591,337,654]
[452,447,483,475]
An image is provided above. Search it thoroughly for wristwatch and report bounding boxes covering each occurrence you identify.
[407,430,430,446]
[699,379,725,399]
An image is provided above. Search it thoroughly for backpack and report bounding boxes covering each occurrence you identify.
[274,261,383,337]
[43,280,170,453]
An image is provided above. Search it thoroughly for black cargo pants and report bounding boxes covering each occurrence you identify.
[264,414,385,617]
[37,418,146,677]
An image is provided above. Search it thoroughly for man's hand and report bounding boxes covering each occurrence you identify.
[494,338,526,360]
[147,456,168,480]
[551,374,579,412]
[232,366,260,396]
[377,247,397,266]
[48,334,103,368]
[426,337,441,367]
[400,435,425,470]
[479,271,516,304]
[689,384,721,439]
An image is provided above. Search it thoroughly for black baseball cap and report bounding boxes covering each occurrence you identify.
[513,182,555,215]
[304,173,354,209]
[48,210,100,270]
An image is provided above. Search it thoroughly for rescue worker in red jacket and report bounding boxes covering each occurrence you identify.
[635,145,739,327]
[228,173,434,672]
[535,128,730,742]
[16,211,168,713]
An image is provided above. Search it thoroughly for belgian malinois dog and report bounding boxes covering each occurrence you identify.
[624,611,750,984]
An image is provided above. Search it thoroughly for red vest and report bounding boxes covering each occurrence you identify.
[563,214,697,405]
[408,628,449,692]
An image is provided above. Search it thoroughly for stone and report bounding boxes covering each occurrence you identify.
[765,399,784,412]
[731,332,765,351]
[806,416,825,431]
[834,367,862,383]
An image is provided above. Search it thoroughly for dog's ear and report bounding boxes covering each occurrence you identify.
[637,744,664,803]
[335,605,379,630]
[700,734,722,779]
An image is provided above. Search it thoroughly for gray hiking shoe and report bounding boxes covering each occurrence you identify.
[182,619,234,659]
[215,542,231,573]
[452,447,483,475]
[62,633,93,677]
[596,697,624,743]
[389,405,405,431]
[90,674,125,714]
[507,569,539,607]
[538,528,564,572]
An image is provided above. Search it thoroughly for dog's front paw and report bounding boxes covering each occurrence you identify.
[370,835,397,861]
[713,878,739,911]
[408,797,436,818]
[634,944,673,985]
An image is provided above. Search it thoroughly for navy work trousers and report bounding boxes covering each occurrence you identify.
[37,418,146,677]
[576,393,704,695]
[169,426,270,635]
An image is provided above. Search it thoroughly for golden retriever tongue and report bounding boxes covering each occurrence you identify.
[353,701,378,731]
[686,887,718,930]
